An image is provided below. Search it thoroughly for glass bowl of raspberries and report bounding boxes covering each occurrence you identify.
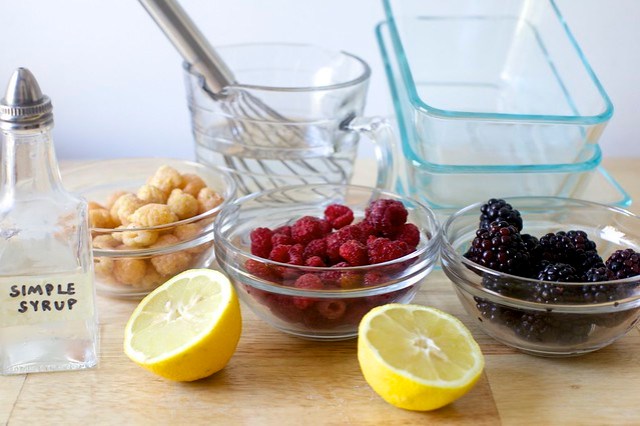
[62,158,236,298]
[441,197,640,357]
[213,184,441,340]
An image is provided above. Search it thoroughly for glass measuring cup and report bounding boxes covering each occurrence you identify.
[184,43,395,195]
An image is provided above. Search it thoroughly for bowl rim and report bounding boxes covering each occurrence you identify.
[62,157,237,236]
[214,183,442,297]
[183,42,371,93]
[440,196,640,311]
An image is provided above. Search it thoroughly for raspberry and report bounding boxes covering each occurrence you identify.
[324,204,354,229]
[342,299,375,323]
[288,244,305,265]
[367,237,410,264]
[366,287,410,306]
[305,256,326,267]
[269,244,291,263]
[273,225,292,237]
[319,261,349,286]
[291,216,326,245]
[363,270,388,287]
[272,232,294,246]
[338,271,362,289]
[292,273,324,310]
[395,223,420,248]
[364,199,408,236]
[279,266,302,284]
[303,238,327,261]
[244,198,423,330]
[356,220,377,239]
[318,219,332,235]
[245,259,278,281]
[294,273,324,290]
[325,225,365,263]
[338,240,368,266]
[316,300,347,320]
[267,294,303,323]
[243,284,270,304]
[250,227,273,259]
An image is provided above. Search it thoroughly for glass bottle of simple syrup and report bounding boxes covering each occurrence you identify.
[0,68,99,374]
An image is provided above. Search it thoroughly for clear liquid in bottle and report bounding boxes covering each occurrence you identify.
[0,68,99,374]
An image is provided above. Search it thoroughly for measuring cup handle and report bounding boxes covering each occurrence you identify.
[342,116,397,190]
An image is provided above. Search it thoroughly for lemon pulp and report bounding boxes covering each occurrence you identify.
[124,269,241,381]
[358,303,484,411]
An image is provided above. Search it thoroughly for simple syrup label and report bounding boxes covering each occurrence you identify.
[0,273,95,327]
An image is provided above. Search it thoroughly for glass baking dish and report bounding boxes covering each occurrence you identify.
[376,21,630,210]
[381,0,613,166]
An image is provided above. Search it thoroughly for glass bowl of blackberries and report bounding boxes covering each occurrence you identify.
[213,184,441,340]
[441,197,640,357]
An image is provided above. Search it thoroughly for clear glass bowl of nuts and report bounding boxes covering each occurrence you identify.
[62,158,236,298]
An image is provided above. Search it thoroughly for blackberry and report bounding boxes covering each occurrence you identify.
[606,248,640,279]
[521,234,541,257]
[537,262,582,283]
[538,230,604,275]
[514,312,594,344]
[514,312,553,342]
[573,250,605,274]
[529,263,580,304]
[479,198,523,231]
[474,298,521,327]
[530,283,566,304]
[481,275,528,298]
[521,234,542,274]
[585,266,609,283]
[566,230,604,273]
[533,263,630,304]
[572,283,616,304]
[566,230,595,250]
[464,220,531,276]
[538,231,576,265]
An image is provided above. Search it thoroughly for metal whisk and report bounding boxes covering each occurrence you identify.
[138,0,348,195]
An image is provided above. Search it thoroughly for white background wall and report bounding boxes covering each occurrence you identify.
[0,0,637,160]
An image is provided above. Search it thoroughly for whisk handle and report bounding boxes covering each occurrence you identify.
[138,0,236,94]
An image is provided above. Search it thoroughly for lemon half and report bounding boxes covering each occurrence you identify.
[124,269,242,381]
[358,303,484,411]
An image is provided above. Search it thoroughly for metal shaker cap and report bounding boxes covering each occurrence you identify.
[0,67,53,131]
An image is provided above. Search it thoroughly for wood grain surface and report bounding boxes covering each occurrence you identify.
[2,158,639,425]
